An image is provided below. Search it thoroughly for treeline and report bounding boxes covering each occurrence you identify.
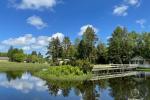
[47,26,150,65]
[2,26,150,66]
[0,52,7,57]
[7,46,45,63]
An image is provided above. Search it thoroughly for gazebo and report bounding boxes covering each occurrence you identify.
[130,56,150,68]
[130,56,144,65]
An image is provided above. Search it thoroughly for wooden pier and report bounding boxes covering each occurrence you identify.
[91,64,138,80]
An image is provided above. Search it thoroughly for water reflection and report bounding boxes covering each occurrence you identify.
[0,71,150,100]
[46,80,101,100]
[0,72,47,93]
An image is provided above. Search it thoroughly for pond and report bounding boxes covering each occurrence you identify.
[0,71,150,100]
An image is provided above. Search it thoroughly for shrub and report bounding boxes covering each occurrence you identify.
[74,59,93,73]
[35,65,92,81]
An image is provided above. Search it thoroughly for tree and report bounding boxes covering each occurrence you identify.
[7,46,14,61]
[47,37,63,63]
[38,52,43,58]
[62,37,71,59]
[7,47,25,62]
[77,40,87,59]
[0,52,7,57]
[96,43,108,64]
[31,51,37,56]
[31,55,39,63]
[77,27,98,63]
[38,52,45,63]
[13,53,25,62]
[67,45,76,59]
[142,32,150,59]
[108,27,132,64]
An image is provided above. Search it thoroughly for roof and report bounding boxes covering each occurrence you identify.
[0,57,9,60]
[131,56,144,61]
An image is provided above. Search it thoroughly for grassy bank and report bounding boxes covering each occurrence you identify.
[136,67,150,72]
[0,62,49,71]
[35,65,92,81]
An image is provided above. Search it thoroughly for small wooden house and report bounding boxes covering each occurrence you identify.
[130,56,150,68]
[0,57,9,62]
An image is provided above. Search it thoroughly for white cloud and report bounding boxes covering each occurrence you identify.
[106,36,112,40]
[0,72,48,93]
[113,5,129,16]
[136,19,146,28]
[2,34,35,46]
[27,16,47,29]
[51,32,64,41]
[12,0,57,10]
[1,33,64,51]
[78,24,98,36]
[125,0,140,6]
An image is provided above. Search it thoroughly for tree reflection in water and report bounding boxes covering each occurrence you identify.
[45,74,150,100]
[46,80,109,100]
[109,76,150,100]
[0,71,150,100]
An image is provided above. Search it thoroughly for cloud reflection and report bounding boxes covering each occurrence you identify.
[0,72,48,93]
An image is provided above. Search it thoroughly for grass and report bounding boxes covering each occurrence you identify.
[0,62,49,71]
[136,67,150,72]
[35,65,92,81]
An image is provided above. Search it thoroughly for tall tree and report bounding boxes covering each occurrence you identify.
[31,51,37,56]
[62,36,71,59]
[77,40,87,59]
[142,32,150,59]
[47,37,63,62]
[108,27,132,64]
[7,46,14,61]
[96,42,108,64]
[77,27,98,63]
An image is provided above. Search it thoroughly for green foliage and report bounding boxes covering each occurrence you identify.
[35,65,92,81]
[108,27,132,64]
[96,43,108,64]
[67,45,76,59]
[77,27,98,63]
[62,37,71,59]
[0,52,8,57]
[47,37,63,63]
[7,47,25,62]
[74,60,93,73]
[31,51,37,56]
[26,52,45,64]
[13,53,25,62]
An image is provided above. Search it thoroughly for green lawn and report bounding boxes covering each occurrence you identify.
[0,62,49,71]
[136,67,150,72]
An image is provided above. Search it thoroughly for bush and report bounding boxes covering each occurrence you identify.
[74,59,93,73]
[35,65,92,81]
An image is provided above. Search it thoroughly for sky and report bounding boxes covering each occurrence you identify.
[0,0,150,54]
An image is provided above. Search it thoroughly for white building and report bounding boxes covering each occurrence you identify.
[130,56,150,68]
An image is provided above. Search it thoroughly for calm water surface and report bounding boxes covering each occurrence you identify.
[0,71,150,100]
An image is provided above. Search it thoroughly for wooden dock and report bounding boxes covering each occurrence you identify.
[91,71,137,80]
[91,64,138,80]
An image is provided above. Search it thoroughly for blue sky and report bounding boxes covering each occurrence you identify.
[0,0,150,53]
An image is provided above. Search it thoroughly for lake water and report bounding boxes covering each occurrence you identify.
[0,71,150,100]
